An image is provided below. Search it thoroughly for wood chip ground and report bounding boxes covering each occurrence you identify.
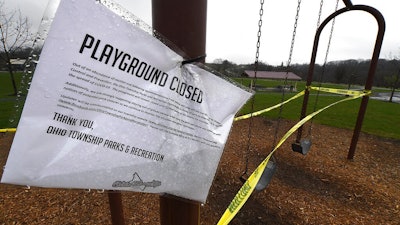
[1,117,399,224]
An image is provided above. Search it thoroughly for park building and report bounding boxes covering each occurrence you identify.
[7,59,27,71]
[242,70,302,92]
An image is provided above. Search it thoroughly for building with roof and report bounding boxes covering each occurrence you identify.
[243,70,302,80]
[243,70,302,92]
[9,59,27,71]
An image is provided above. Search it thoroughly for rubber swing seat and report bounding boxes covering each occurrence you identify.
[291,139,312,155]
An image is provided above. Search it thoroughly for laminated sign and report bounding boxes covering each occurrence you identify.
[1,0,252,202]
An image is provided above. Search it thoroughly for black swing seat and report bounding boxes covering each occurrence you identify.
[255,160,277,191]
[291,139,312,155]
[239,160,277,191]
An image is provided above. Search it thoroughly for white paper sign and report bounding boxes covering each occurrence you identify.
[1,0,252,202]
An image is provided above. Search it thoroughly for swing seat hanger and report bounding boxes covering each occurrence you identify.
[239,172,248,184]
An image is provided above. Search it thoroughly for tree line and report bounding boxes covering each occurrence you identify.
[206,59,400,89]
[1,0,398,98]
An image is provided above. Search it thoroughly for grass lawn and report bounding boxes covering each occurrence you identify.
[235,78,400,140]
[0,71,27,129]
[1,72,399,140]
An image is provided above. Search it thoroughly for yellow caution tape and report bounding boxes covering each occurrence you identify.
[234,90,305,122]
[234,87,371,122]
[217,92,370,225]
[308,86,371,96]
[2,88,366,134]
[0,128,17,133]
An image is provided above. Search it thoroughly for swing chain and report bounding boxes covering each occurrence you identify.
[317,0,324,28]
[272,0,302,148]
[287,0,302,69]
[322,0,339,66]
[255,0,264,66]
[308,0,339,137]
[242,0,265,181]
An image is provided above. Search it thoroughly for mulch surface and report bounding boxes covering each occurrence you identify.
[1,117,399,224]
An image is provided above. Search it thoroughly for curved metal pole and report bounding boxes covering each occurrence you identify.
[295,5,385,160]
[347,6,385,160]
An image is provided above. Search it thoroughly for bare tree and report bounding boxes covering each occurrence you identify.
[387,69,399,103]
[0,0,33,95]
[384,57,400,103]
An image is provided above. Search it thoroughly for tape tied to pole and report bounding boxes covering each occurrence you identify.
[308,86,371,97]
[234,87,371,122]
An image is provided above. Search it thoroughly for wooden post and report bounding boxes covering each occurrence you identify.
[152,0,207,224]
[159,195,200,225]
[108,191,126,225]
[152,0,207,60]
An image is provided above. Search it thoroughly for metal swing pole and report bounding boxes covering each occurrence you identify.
[347,5,385,160]
[152,0,207,224]
[295,1,385,160]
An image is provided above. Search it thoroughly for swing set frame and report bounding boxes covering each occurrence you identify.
[294,0,385,160]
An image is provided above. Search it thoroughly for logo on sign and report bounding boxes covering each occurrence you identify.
[112,172,161,191]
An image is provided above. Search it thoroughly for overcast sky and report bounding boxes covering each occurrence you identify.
[3,0,400,65]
